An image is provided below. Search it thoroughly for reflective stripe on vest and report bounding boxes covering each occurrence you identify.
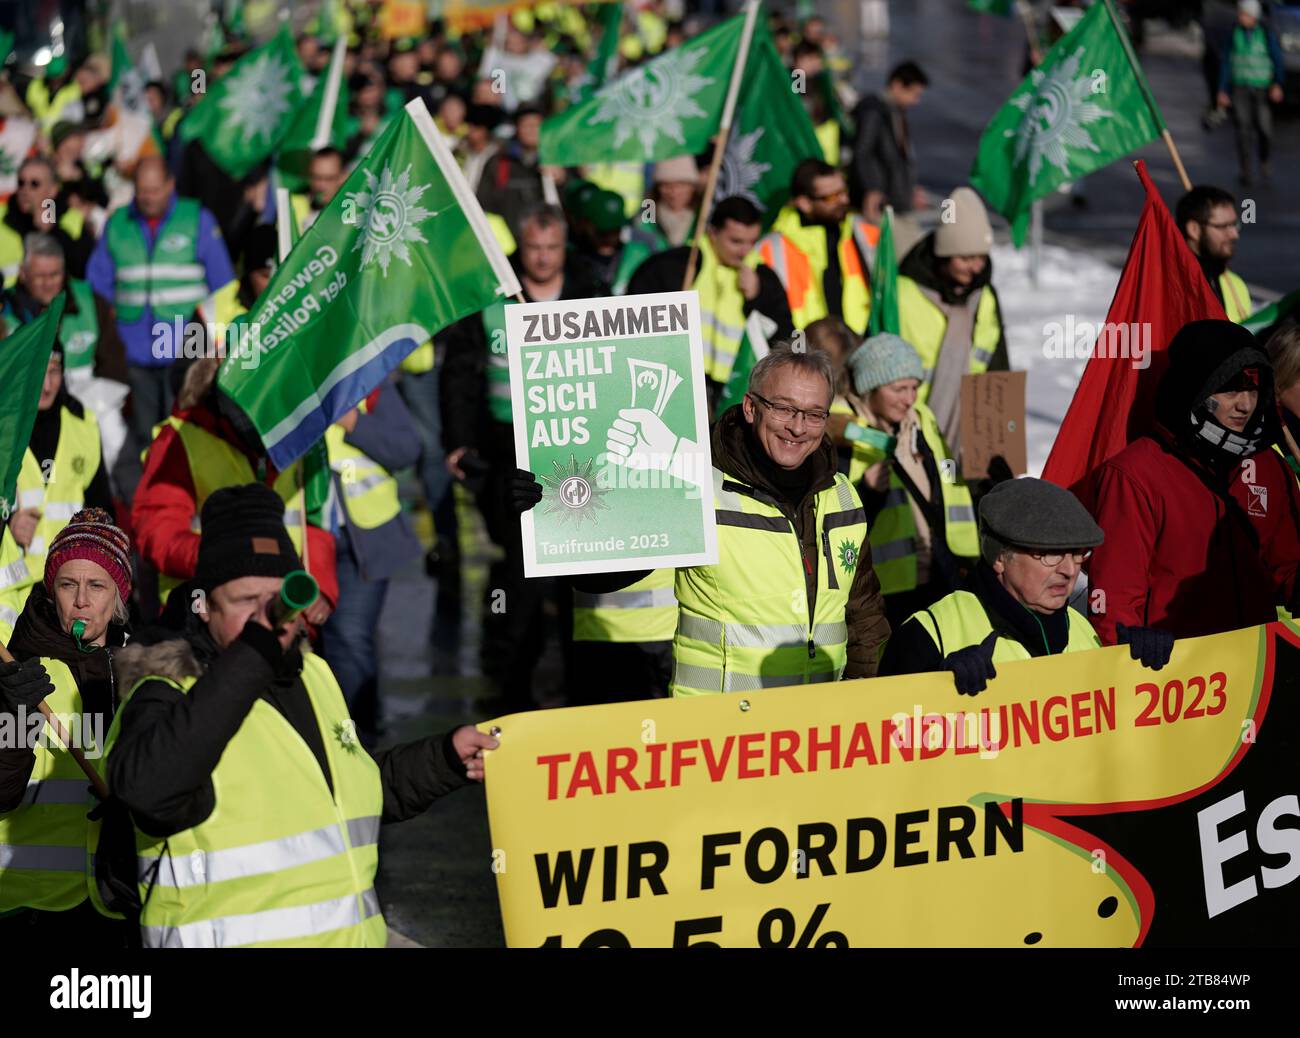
[759,208,876,334]
[109,652,387,948]
[325,423,401,531]
[142,887,383,949]
[897,276,1002,404]
[483,299,512,423]
[0,659,101,913]
[671,467,868,697]
[694,233,757,384]
[908,590,1101,663]
[573,568,678,643]
[105,198,207,323]
[1231,26,1274,87]
[141,815,381,888]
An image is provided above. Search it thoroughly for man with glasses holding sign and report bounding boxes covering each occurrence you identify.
[878,478,1153,695]
[515,345,890,697]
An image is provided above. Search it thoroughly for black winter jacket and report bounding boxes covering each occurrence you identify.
[108,623,470,839]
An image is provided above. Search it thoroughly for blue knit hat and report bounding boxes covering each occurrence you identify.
[847,333,925,394]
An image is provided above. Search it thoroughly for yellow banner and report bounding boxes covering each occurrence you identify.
[483,622,1300,946]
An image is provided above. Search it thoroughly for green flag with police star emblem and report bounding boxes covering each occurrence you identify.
[217,99,520,471]
[540,12,748,166]
[970,0,1164,246]
[178,25,305,180]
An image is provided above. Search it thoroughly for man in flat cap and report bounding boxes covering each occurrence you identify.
[879,477,1173,694]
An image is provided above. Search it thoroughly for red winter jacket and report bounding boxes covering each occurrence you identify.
[132,402,338,608]
[1087,434,1300,644]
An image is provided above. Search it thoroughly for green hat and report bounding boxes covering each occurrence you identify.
[563,177,595,208]
[581,188,628,232]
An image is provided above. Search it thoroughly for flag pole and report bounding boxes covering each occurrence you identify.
[274,192,312,575]
[682,0,762,290]
[1100,0,1192,191]
[311,35,347,151]
[1016,0,1042,66]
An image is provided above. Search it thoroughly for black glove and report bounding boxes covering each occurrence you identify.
[510,468,543,512]
[0,658,56,715]
[1115,623,1174,671]
[943,632,999,696]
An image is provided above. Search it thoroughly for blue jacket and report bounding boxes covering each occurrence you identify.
[1218,24,1286,92]
[336,384,424,583]
[86,193,235,368]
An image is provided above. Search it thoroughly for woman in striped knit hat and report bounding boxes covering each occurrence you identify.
[0,507,133,946]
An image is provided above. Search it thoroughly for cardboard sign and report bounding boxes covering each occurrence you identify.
[960,371,1027,479]
[506,291,718,578]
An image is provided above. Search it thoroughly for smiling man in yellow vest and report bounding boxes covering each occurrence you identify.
[107,484,496,948]
[523,346,891,697]
[759,159,879,336]
[86,156,234,448]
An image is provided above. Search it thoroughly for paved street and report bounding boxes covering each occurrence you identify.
[862,1,1297,295]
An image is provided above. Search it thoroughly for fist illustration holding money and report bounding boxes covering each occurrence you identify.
[606,408,678,470]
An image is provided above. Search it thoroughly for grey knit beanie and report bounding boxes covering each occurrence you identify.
[846,333,925,395]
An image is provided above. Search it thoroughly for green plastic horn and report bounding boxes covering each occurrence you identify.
[268,570,320,628]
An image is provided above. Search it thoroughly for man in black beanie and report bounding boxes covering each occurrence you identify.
[106,484,497,947]
[1089,319,1300,644]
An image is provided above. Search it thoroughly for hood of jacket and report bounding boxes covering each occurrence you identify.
[899,231,994,306]
[1154,318,1278,459]
[112,633,208,699]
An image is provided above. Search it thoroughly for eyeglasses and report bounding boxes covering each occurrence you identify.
[1025,549,1093,567]
[812,187,848,202]
[748,391,829,427]
[1202,218,1240,231]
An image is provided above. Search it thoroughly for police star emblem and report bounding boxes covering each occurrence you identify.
[334,719,360,753]
[538,454,610,528]
[837,539,859,574]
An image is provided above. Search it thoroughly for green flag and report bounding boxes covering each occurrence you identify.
[970,0,1164,246]
[218,99,521,470]
[967,0,1015,15]
[0,294,64,516]
[867,207,899,337]
[0,29,15,67]
[571,2,623,104]
[110,22,150,118]
[277,40,351,193]
[540,12,749,167]
[712,22,822,226]
[716,312,774,416]
[1242,289,1300,337]
[179,26,304,180]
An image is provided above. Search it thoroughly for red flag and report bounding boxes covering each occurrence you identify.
[1041,161,1227,501]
